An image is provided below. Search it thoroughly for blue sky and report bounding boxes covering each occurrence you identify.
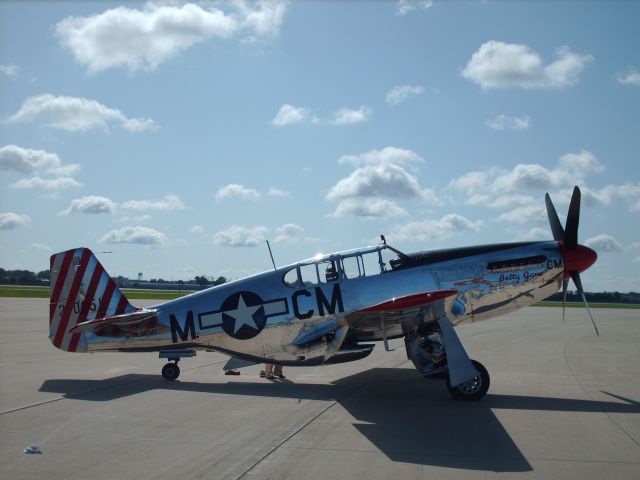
[1,1,639,291]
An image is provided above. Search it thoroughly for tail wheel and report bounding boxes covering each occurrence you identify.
[446,360,490,401]
[162,362,180,381]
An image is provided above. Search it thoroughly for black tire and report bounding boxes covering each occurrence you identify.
[162,362,180,381]
[446,360,490,401]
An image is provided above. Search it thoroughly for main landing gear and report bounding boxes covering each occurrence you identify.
[405,317,491,401]
[445,359,490,401]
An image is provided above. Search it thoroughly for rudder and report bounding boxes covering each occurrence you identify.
[49,247,136,352]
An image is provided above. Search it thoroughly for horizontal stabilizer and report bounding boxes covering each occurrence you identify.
[223,356,258,371]
[70,310,155,334]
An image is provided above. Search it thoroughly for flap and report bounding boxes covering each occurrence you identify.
[292,318,341,346]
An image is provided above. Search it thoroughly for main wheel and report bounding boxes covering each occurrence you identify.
[162,362,180,381]
[446,360,490,401]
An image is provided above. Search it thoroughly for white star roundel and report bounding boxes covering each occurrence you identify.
[221,291,267,340]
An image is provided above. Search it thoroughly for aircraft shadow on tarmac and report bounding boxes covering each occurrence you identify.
[40,368,640,473]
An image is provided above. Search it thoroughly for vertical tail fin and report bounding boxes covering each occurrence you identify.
[49,247,136,352]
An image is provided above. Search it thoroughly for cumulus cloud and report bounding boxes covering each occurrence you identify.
[443,150,640,224]
[327,147,438,218]
[274,223,304,243]
[113,215,151,224]
[486,114,530,130]
[327,163,435,202]
[12,177,82,190]
[100,226,168,245]
[328,198,408,219]
[585,234,623,253]
[496,205,547,224]
[332,106,372,125]
[271,104,311,126]
[55,2,287,73]
[558,150,604,177]
[517,227,552,241]
[396,0,433,16]
[0,212,30,230]
[628,242,640,252]
[0,145,79,176]
[0,64,20,77]
[462,41,592,89]
[580,183,640,211]
[122,194,184,211]
[213,225,267,247]
[449,150,603,205]
[0,145,82,191]
[9,94,156,133]
[338,146,423,167]
[386,85,424,105]
[271,105,372,126]
[190,225,204,233]
[387,214,481,242]
[616,68,640,86]
[268,187,290,197]
[61,195,117,215]
[215,183,261,202]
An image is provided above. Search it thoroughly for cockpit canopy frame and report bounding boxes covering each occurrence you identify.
[282,244,406,288]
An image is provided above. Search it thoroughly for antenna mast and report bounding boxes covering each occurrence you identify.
[265,240,277,270]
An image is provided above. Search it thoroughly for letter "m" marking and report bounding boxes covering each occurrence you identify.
[170,311,196,343]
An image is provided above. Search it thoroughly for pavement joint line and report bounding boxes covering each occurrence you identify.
[0,359,227,416]
[276,445,640,464]
[234,358,410,480]
[562,336,640,450]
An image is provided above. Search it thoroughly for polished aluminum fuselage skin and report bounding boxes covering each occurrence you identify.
[83,241,564,364]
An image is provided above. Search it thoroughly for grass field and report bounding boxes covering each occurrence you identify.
[0,285,191,300]
[532,301,640,309]
[1,284,639,308]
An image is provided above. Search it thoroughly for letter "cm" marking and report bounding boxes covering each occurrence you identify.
[316,284,344,316]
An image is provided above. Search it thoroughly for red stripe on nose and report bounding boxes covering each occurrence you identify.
[559,243,597,278]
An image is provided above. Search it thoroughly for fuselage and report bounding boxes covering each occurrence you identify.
[80,241,569,364]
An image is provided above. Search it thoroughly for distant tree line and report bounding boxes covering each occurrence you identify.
[546,291,640,304]
[137,275,227,287]
[1,267,637,302]
[0,268,227,289]
[0,268,50,285]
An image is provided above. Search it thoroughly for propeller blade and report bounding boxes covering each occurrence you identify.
[545,193,565,242]
[564,186,581,249]
[571,271,599,336]
[562,278,569,324]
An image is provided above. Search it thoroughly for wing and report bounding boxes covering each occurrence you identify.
[344,289,458,343]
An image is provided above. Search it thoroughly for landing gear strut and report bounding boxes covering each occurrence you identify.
[162,360,180,381]
[404,316,490,401]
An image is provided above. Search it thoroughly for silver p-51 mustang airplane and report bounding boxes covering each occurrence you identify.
[48,187,597,400]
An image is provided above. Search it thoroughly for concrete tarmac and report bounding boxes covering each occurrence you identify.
[1,298,639,479]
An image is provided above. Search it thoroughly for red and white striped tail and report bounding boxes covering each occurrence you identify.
[49,248,136,352]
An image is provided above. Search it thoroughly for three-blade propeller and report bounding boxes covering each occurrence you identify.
[545,186,599,336]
